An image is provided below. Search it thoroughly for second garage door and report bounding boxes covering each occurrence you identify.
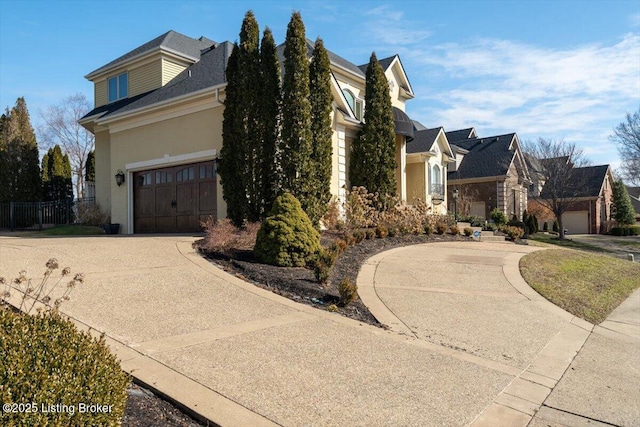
[134,161,217,233]
[562,211,589,235]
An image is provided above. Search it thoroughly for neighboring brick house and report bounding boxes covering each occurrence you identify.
[530,165,615,234]
[79,30,416,233]
[446,132,531,220]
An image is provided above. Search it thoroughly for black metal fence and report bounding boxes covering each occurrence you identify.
[0,198,95,231]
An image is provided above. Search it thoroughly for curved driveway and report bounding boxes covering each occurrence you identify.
[1,236,593,426]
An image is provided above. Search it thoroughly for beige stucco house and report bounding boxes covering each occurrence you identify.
[80,30,416,233]
[405,126,455,214]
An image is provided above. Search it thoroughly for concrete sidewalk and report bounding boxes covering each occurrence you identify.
[1,236,637,426]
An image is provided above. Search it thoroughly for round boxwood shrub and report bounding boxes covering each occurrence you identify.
[0,309,129,426]
[254,193,321,267]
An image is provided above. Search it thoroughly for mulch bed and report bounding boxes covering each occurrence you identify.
[122,382,206,426]
[197,231,470,326]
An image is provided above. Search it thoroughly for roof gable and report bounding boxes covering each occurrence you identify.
[445,128,477,143]
[82,41,233,123]
[86,30,216,79]
[448,133,520,180]
[358,55,414,97]
[540,164,611,199]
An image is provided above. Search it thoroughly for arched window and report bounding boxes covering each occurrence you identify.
[431,164,442,194]
[342,89,355,112]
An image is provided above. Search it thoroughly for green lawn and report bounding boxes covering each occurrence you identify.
[612,239,640,250]
[528,233,612,253]
[41,225,105,236]
[520,248,640,324]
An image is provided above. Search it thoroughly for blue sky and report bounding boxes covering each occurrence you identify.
[1,0,638,172]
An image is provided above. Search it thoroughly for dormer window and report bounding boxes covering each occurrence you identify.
[342,89,364,121]
[108,72,128,102]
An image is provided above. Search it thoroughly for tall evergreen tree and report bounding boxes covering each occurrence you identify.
[280,12,313,213]
[86,150,96,182]
[0,98,41,202]
[220,11,262,227]
[0,112,9,202]
[258,27,281,217]
[42,145,73,201]
[240,11,262,222]
[612,180,636,225]
[307,38,333,227]
[350,53,397,198]
[220,44,247,227]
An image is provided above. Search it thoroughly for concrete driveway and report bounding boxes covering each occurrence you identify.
[0,236,624,426]
[568,233,640,261]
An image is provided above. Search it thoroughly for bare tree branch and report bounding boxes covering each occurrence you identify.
[39,94,95,198]
[523,138,590,239]
[610,107,640,186]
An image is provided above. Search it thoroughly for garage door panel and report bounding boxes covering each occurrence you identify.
[134,161,216,233]
[563,211,589,234]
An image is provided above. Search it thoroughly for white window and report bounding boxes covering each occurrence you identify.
[108,72,128,102]
[342,89,363,120]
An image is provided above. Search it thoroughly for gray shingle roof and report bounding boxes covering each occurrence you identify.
[540,165,610,199]
[447,134,518,180]
[626,186,640,215]
[407,127,443,154]
[86,30,216,78]
[275,39,366,78]
[82,41,233,121]
[445,128,476,143]
[358,55,396,75]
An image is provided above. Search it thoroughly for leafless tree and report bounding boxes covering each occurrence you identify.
[39,94,95,198]
[523,138,589,239]
[610,108,640,186]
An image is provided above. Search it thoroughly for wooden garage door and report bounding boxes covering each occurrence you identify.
[562,211,589,235]
[134,161,217,233]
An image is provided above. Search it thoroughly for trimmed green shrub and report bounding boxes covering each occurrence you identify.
[543,221,549,232]
[387,226,397,237]
[553,219,559,233]
[612,226,640,236]
[424,224,433,235]
[375,225,388,238]
[338,278,358,306]
[364,229,376,240]
[490,208,507,226]
[463,227,473,237]
[0,309,129,426]
[254,193,321,267]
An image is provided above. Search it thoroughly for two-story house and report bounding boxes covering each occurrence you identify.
[446,131,531,220]
[80,30,416,233]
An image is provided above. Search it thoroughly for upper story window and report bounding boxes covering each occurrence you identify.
[342,89,364,121]
[108,72,128,102]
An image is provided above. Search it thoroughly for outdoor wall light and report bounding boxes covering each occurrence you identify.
[115,169,125,187]
[452,188,459,200]
[214,156,222,173]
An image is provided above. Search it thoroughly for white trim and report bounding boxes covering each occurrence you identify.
[125,149,217,172]
[97,83,225,125]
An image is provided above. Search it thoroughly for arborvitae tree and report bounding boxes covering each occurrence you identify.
[220,43,248,227]
[307,38,333,227]
[0,112,9,202]
[220,11,262,227]
[280,12,313,213]
[240,11,262,222]
[612,180,636,225]
[0,98,41,202]
[86,150,95,182]
[258,27,281,217]
[42,145,73,202]
[350,53,397,198]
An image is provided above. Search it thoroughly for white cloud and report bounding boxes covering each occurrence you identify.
[361,5,431,47]
[631,13,640,27]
